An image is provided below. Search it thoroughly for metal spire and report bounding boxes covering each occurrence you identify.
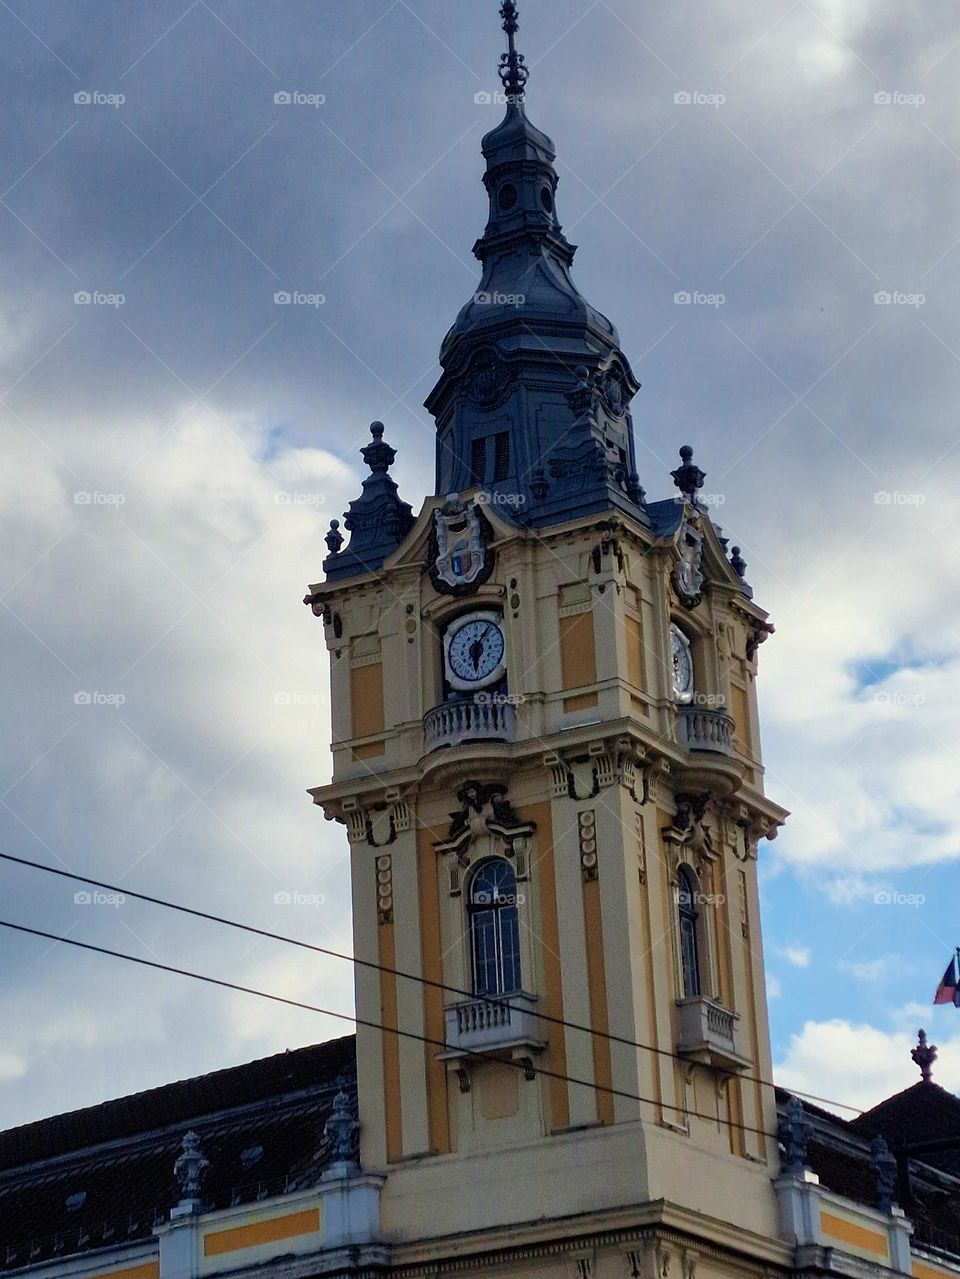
[498,1,529,99]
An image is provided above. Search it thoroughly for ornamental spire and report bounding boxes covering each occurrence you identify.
[498,1,528,99]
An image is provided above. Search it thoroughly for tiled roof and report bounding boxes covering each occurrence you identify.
[0,1037,356,1271]
[849,1081,960,1175]
[776,1084,960,1261]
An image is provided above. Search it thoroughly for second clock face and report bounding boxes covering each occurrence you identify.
[447,615,506,688]
[671,624,694,703]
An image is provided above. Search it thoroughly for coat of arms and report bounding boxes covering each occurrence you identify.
[430,495,494,595]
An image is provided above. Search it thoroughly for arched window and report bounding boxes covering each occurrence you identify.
[468,858,522,997]
[677,866,701,998]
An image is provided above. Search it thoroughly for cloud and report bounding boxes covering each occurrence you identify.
[775,1017,960,1113]
[2,0,960,1125]
[767,975,783,1000]
[777,945,812,968]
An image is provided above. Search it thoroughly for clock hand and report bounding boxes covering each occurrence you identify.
[469,636,484,672]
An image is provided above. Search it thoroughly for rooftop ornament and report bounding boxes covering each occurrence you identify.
[671,445,706,505]
[323,1084,360,1174]
[498,1,528,100]
[912,1027,937,1082]
[173,1131,209,1210]
[870,1134,899,1213]
[778,1095,813,1176]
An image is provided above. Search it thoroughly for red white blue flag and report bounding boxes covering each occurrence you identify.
[934,951,960,1006]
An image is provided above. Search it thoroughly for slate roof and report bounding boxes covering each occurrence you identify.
[849,1080,960,1176]
[776,1082,960,1261]
[0,1036,356,1271]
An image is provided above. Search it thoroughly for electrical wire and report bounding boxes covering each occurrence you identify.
[0,850,862,1115]
[0,916,782,1144]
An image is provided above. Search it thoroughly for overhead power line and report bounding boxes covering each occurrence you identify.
[0,916,781,1144]
[0,851,862,1116]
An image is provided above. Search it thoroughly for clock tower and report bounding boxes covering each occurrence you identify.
[305,1,788,1264]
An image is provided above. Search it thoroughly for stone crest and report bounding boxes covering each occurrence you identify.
[430,495,495,595]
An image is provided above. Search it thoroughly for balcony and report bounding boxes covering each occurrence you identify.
[423,698,516,753]
[676,996,750,1073]
[439,993,546,1061]
[678,705,735,756]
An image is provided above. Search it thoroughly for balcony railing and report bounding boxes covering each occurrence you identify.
[440,992,545,1059]
[676,996,749,1072]
[678,705,735,756]
[423,699,516,753]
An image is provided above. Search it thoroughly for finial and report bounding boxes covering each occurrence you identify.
[324,1083,360,1169]
[173,1131,209,1207]
[778,1095,812,1176]
[325,519,343,556]
[360,421,396,475]
[730,546,747,577]
[671,445,706,504]
[870,1134,899,1213]
[498,1,528,100]
[912,1027,938,1082]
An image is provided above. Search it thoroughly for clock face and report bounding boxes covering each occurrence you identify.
[446,615,506,689]
[671,625,694,703]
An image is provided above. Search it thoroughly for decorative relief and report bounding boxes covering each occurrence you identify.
[673,516,704,609]
[542,739,647,804]
[466,349,511,408]
[662,793,714,865]
[341,799,410,849]
[376,855,394,926]
[435,780,535,892]
[636,809,646,885]
[578,810,598,882]
[429,495,495,596]
[737,869,749,941]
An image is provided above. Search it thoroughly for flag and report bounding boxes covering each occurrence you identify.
[934,952,960,1006]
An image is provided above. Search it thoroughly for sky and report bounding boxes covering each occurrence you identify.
[1,0,960,1129]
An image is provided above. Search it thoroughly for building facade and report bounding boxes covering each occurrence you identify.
[2,8,960,1279]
